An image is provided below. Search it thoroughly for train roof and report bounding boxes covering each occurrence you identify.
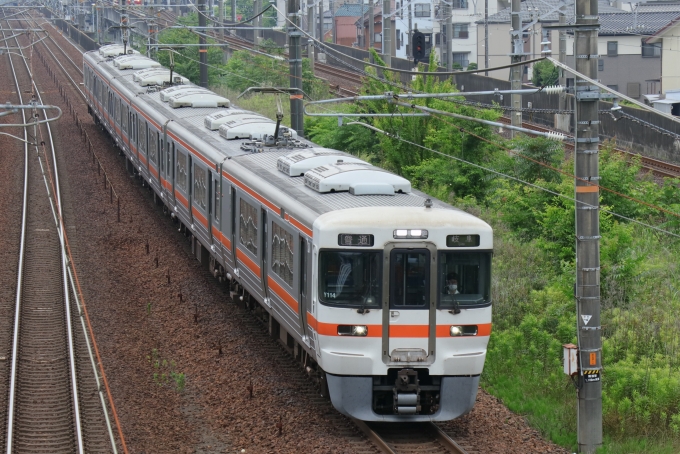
[84,50,468,218]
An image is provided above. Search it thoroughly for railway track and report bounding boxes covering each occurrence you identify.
[354,420,470,454]
[497,116,680,179]
[0,11,117,453]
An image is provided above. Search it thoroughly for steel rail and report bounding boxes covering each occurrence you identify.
[3,14,84,454]
[27,17,86,101]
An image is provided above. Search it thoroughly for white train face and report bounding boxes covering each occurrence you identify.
[312,206,493,420]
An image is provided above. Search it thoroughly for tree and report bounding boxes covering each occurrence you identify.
[531,60,558,87]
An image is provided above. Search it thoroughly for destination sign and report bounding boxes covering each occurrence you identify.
[446,234,480,247]
[338,234,374,247]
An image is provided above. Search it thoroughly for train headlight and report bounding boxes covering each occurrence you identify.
[393,229,428,239]
[338,325,368,336]
[450,325,478,336]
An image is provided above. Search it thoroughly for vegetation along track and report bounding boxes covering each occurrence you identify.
[0,12,115,453]
[498,116,680,179]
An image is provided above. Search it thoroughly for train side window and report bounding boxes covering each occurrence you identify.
[193,163,207,209]
[176,151,188,191]
[138,119,147,154]
[122,105,128,134]
[149,128,157,164]
[239,198,258,256]
[271,221,294,287]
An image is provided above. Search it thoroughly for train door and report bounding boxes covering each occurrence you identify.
[210,171,223,263]
[261,209,269,301]
[228,185,237,269]
[298,235,310,342]
[164,139,175,203]
[382,243,438,365]
[174,148,190,223]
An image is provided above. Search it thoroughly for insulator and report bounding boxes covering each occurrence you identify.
[543,85,565,95]
[545,131,566,141]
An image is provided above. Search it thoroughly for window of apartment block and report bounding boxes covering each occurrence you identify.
[452,52,470,68]
[414,3,430,17]
[374,32,382,43]
[627,82,641,98]
[598,59,604,71]
[607,41,618,57]
[452,0,468,9]
[396,29,401,49]
[641,40,661,57]
[607,84,618,92]
[452,23,469,39]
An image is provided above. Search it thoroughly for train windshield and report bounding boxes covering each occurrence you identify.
[319,251,381,308]
[438,251,492,308]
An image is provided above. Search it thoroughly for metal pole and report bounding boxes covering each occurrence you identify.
[318,0,322,51]
[218,0,224,39]
[408,1,412,57]
[288,0,304,136]
[198,0,208,87]
[510,0,522,137]
[382,0,391,66]
[445,0,451,70]
[308,3,314,74]
[231,0,236,22]
[574,0,602,449]
[254,0,262,44]
[369,0,374,60]
[484,0,489,75]
[558,3,567,111]
[331,0,336,44]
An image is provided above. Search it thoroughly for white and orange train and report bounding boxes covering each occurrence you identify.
[83,44,493,421]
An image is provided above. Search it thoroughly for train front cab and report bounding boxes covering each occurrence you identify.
[312,207,493,421]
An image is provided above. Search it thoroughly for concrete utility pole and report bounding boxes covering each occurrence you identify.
[254,0,261,44]
[369,0,374,60]
[382,0,391,66]
[198,0,208,87]
[557,2,568,129]
[288,0,304,136]
[218,0,224,39]
[445,0,451,70]
[407,1,412,57]
[318,0,323,49]
[308,1,314,74]
[573,0,602,450]
[231,0,236,22]
[509,0,522,137]
[484,0,489,75]
[330,0,336,43]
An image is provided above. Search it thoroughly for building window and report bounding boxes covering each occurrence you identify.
[396,28,401,49]
[452,0,468,9]
[452,23,469,39]
[627,82,641,98]
[606,84,618,92]
[598,59,604,71]
[374,32,382,43]
[239,198,258,256]
[272,222,294,287]
[452,52,470,68]
[641,40,661,57]
[193,163,207,210]
[607,41,618,57]
[414,3,430,17]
